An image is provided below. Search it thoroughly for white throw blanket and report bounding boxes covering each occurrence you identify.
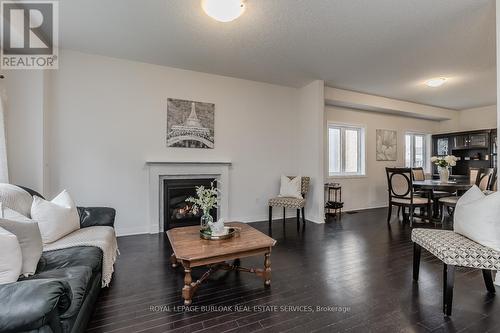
[43,226,119,287]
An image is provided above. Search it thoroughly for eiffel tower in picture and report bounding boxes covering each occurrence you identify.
[167,100,214,148]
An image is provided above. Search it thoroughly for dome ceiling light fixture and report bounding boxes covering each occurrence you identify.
[425,77,447,88]
[202,0,246,23]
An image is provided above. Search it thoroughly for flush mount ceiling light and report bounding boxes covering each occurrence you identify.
[202,0,245,23]
[425,77,447,88]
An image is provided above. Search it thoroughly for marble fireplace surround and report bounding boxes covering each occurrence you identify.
[146,161,231,233]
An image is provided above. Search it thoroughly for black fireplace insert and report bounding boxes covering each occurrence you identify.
[163,178,217,230]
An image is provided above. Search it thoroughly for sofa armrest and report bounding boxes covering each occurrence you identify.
[77,207,116,228]
[0,279,72,333]
[17,185,45,199]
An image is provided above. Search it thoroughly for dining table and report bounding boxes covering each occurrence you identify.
[412,179,473,193]
[413,179,473,218]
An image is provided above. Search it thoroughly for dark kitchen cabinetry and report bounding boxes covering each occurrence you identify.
[432,129,496,178]
[452,132,489,149]
[453,135,468,149]
[470,133,489,147]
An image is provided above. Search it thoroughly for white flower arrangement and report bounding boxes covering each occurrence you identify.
[430,155,458,168]
[186,182,220,216]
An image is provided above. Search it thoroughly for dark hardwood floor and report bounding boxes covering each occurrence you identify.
[87,209,500,333]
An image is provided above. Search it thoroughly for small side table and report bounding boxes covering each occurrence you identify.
[325,183,343,220]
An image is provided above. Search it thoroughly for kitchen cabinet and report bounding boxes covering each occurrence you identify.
[469,133,489,148]
[453,135,468,149]
[452,132,489,149]
[432,129,495,177]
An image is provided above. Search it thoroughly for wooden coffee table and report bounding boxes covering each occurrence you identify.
[167,222,277,305]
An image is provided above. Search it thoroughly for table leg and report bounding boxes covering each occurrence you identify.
[182,263,193,305]
[170,253,178,268]
[233,258,241,267]
[402,207,409,223]
[264,252,271,287]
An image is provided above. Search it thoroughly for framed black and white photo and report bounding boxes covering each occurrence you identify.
[166,98,215,149]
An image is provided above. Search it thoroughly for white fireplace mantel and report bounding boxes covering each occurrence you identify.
[146,160,232,166]
[146,161,231,234]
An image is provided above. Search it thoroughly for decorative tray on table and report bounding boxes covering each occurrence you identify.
[200,227,239,240]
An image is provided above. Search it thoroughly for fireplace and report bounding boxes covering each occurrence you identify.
[163,178,217,230]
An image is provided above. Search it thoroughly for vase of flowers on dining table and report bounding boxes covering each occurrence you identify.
[430,155,458,183]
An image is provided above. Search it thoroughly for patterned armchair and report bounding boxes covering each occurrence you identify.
[268,176,310,235]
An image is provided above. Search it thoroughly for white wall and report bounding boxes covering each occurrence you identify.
[44,50,301,235]
[3,71,45,192]
[438,105,497,133]
[325,106,440,211]
[297,80,325,223]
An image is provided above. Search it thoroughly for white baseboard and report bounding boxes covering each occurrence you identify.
[231,213,297,224]
[115,227,151,237]
[342,205,387,212]
[304,215,323,224]
[238,211,324,225]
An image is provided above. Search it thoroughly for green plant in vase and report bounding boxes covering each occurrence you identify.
[186,182,219,232]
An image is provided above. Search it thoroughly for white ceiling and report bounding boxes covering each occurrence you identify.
[60,0,496,110]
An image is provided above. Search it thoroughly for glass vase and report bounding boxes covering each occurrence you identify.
[200,212,213,231]
[438,166,450,183]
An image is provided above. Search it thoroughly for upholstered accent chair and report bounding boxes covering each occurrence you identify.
[412,228,498,316]
[268,176,310,235]
[386,168,432,227]
[439,168,495,223]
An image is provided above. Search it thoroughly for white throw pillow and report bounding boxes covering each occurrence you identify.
[454,185,500,251]
[31,190,80,244]
[278,175,303,199]
[0,208,43,276]
[0,183,33,217]
[0,227,22,284]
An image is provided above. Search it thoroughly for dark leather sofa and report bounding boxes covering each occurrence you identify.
[0,187,116,333]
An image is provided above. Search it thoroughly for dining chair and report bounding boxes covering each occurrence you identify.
[402,168,425,219]
[439,168,495,223]
[484,171,497,195]
[411,167,426,181]
[469,167,482,185]
[478,168,496,191]
[386,167,432,228]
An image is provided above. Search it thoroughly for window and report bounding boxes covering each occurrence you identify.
[405,132,428,170]
[328,124,365,176]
